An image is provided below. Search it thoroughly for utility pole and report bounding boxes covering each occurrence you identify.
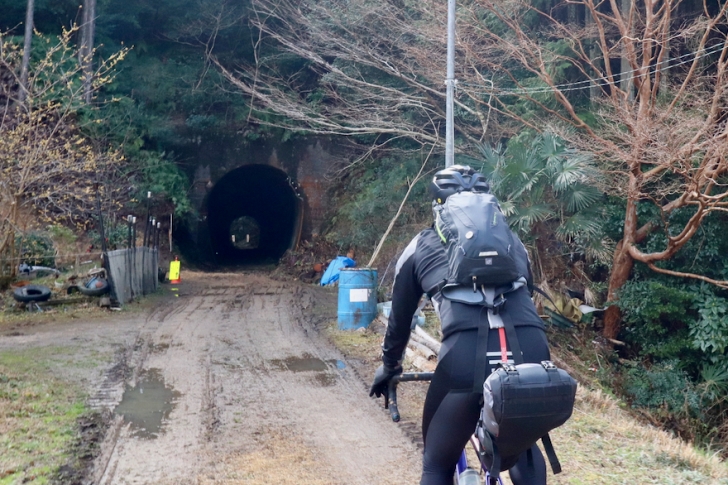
[445,0,456,167]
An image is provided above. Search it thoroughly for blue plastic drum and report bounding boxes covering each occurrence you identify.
[337,268,378,330]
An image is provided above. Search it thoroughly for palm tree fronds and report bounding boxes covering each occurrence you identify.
[511,203,554,232]
[552,156,594,193]
[556,212,603,240]
[564,184,602,212]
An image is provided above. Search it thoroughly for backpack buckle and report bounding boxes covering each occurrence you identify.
[492,294,506,315]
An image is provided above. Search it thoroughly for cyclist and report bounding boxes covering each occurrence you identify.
[370,165,550,485]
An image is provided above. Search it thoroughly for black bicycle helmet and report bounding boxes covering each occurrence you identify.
[429,165,490,204]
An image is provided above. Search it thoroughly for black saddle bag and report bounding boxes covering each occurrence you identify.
[478,361,577,475]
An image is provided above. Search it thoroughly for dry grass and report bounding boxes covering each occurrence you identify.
[324,318,728,484]
[199,431,335,485]
[546,387,728,484]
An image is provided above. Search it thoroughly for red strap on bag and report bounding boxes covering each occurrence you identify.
[499,327,508,363]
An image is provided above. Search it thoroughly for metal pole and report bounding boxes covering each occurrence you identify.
[94,183,116,301]
[127,215,132,249]
[445,0,457,168]
[150,218,156,247]
[143,191,151,247]
[94,184,107,255]
[131,216,137,300]
[127,215,133,303]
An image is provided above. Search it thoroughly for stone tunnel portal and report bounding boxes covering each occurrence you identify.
[206,165,301,264]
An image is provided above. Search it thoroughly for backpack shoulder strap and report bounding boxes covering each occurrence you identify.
[473,307,491,394]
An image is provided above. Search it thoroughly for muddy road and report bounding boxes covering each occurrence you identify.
[2,271,422,484]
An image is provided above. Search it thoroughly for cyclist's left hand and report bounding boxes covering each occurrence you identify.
[369,363,402,398]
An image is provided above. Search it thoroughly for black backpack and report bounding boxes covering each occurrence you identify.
[434,191,527,303]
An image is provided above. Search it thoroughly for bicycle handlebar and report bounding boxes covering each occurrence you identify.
[386,372,434,422]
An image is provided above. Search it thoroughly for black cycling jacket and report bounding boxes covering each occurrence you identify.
[381,226,545,368]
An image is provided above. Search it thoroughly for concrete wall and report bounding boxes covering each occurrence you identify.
[107,247,159,305]
[188,138,338,243]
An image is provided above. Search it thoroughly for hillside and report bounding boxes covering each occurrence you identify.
[324,313,728,485]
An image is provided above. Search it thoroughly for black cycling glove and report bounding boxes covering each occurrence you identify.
[369,363,403,398]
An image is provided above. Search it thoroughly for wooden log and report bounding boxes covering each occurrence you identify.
[38,297,93,307]
[405,348,437,372]
[414,325,442,354]
[408,338,437,360]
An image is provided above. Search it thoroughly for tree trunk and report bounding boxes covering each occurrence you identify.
[603,239,634,339]
[603,187,657,339]
[81,0,96,104]
[8,196,19,277]
[584,4,600,101]
[18,0,34,104]
[619,0,634,101]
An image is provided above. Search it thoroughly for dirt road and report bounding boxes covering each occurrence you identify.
[2,271,422,484]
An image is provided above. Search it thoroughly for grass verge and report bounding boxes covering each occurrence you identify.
[0,348,89,484]
[323,315,728,484]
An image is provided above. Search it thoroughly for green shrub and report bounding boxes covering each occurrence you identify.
[690,291,728,358]
[617,280,701,368]
[90,223,130,251]
[623,360,704,420]
[46,224,77,247]
[325,156,433,251]
[15,232,56,267]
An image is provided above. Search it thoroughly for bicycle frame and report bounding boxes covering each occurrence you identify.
[387,373,504,485]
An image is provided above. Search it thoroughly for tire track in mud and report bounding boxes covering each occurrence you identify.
[88,331,159,485]
[92,273,421,485]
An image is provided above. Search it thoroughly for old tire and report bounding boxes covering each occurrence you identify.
[77,278,110,297]
[13,285,52,303]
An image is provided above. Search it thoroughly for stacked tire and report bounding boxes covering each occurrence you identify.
[77,277,110,297]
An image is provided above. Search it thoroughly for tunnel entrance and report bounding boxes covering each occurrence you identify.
[206,165,301,264]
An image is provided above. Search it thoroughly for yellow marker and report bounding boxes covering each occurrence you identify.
[169,257,181,283]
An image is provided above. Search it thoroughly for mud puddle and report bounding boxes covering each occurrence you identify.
[269,354,345,372]
[269,354,346,387]
[113,368,181,439]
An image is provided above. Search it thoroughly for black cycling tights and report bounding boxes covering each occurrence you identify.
[420,327,550,485]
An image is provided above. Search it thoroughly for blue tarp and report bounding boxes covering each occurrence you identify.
[320,256,356,286]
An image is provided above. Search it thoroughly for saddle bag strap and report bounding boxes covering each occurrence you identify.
[489,435,502,477]
[541,433,562,474]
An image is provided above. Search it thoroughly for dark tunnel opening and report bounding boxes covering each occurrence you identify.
[205,165,301,265]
